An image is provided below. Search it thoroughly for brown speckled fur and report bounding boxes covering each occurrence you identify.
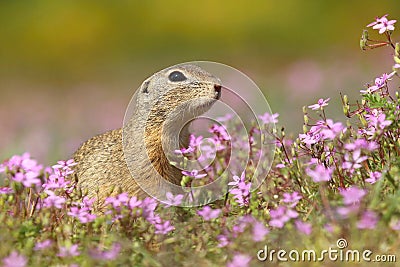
[72,64,221,210]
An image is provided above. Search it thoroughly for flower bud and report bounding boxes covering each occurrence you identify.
[291,146,296,156]
[303,124,308,133]
[360,30,368,50]
[328,142,334,150]
[343,94,349,105]
[328,156,334,165]
[361,99,366,106]
[343,105,349,117]
[180,180,187,187]
[303,115,309,124]
[181,176,191,187]
[359,115,368,127]
[394,55,400,64]
[295,138,301,146]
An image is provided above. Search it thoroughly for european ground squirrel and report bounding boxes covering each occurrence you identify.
[73,64,222,208]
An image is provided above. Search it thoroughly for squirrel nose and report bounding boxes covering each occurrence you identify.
[214,84,222,99]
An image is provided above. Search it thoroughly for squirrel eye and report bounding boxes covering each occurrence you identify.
[168,71,187,82]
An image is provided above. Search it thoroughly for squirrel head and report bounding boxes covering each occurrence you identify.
[136,64,222,125]
[122,64,223,188]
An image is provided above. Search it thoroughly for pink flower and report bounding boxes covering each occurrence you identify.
[306,164,333,182]
[174,146,195,155]
[217,234,230,247]
[175,134,203,155]
[42,172,70,190]
[196,142,218,162]
[52,159,77,170]
[295,220,312,235]
[57,244,80,257]
[217,113,234,122]
[390,219,400,231]
[82,196,95,207]
[165,192,183,207]
[282,191,302,208]
[365,110,392,130]
[344,139,378,151]
[228,172,245,187]
[318,119,344,140]
[367,14,396,34]
[361,72,395,94]
[227,253,251,267]
[252,221,269,242]
[141,197,158,213]
[209,124,231,141]
[276,163,286,168]
[2,251,27,267]
[128,196,142,209]
[360,109,392,138]
[11,171,41,188]
[232,216,254,235]
[5,153,29,169]
[16,154,43,174]
[269,206,298,228]
[140,197,161,225]
[230,180,252,207]
[12,172,24,183]
[43,190,66,209]
[89,243,121,261]
[357,211,379,229]
[34,239,53,251]
[258,112,279,124]
[105,193,130,209]
[340,187,366,205]
[324,223,334,233]
[154,220,174,235]
[337,204,360,218]
[365,171,382,184]
[0,187,13,194]
[197,206,221,221]
[181,169,207,179]
[308,98,330,110]
[22,171,42,187]
[67,206,96,223]
[299,127,322,147]
[145,213,161,225]
[52,159,77,179]
[342,150,368,170]
[189,134,204,148]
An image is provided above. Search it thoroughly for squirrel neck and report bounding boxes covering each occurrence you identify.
[123,110,190,185]
[143,116,189,184]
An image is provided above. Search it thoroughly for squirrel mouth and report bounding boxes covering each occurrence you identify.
[214,84,222,100]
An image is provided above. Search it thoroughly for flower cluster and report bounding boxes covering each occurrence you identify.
[1,152,43,189]
[105,193,174,234]
[0,13,400,267]
[229,172,252,207]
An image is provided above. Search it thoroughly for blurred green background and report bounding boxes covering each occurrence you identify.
[0,1,398,163]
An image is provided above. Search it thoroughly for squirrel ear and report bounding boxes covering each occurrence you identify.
[141,80,150,94]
